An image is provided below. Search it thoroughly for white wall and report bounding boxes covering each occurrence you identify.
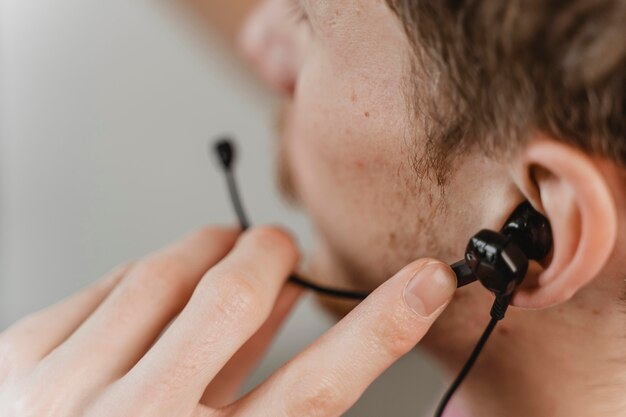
[0,1,443,415]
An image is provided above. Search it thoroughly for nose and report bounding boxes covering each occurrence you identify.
[238,0,302,95]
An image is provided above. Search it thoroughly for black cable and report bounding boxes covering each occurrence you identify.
[212,138,371,301]
[434,317,498,417]
[434,295,511,417]
[288,274,370,300]
[225,169,251,230]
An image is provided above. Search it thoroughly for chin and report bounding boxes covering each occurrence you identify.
[303,242,362,321]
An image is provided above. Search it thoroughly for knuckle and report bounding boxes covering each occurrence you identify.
[366,308,418,358]
[246,226,298,257]
[284,373,348,417]
[128,255,191,297]
[204,270,265,323]
[195,225,239,245]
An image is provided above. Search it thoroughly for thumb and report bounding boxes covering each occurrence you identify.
[223,259,457,417]
[400,259,458,318]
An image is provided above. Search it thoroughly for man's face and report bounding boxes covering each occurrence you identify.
[241,0,520,333]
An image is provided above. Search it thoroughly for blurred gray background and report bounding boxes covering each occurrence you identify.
[0,0,443,415]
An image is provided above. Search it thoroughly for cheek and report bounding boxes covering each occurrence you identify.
[284,50,422,283]
[290,58,405,210]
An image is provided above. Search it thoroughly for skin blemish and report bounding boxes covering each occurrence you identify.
[498,326,510,336]
[351,93,358,103]
[355,160,365,169]
[364,111,370,117]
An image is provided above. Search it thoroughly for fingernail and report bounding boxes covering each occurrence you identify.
[403,262,456,317]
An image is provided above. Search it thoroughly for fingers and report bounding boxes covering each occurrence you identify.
[201,282,303,408]
[226,259,456,417]
[0,264,128,367]
[109,227,299,416]
[43,227,239,387]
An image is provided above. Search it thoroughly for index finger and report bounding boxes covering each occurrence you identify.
[225,259,456,417]
[111,226,299,415]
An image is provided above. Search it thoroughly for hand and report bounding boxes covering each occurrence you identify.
[0,226,456,417]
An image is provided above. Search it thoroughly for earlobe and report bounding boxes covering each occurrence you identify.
[512,138,618,309]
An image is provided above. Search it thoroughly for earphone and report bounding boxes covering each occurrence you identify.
[212,137,553,417]
[433,202,552,416]
[453,202,552,295]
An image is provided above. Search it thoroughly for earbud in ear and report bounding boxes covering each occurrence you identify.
[436,203,552,417]
[501,201,552,261]
[465,230,528,296]
[453,202,552,297]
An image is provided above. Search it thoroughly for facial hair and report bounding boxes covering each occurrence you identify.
[274,103,300,205]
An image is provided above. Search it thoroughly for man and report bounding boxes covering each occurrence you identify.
[1,0,625,416]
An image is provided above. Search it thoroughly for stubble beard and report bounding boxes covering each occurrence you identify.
[275,103,300,206]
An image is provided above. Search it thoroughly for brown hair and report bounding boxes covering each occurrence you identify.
[387,0,626,185]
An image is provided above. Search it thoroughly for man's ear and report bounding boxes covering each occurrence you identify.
[511,137,618,309]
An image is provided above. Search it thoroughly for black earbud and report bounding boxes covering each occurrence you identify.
[435,203,552,417]
[452,202,552,298]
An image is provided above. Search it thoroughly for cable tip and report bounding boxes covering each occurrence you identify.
[213,137,235,169]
